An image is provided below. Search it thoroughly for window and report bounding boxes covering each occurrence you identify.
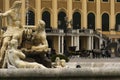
[89,0,94,1]
[103,0,108,2]
[117,0,120,2]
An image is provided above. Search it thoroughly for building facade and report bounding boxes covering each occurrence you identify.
[0,0,120,54]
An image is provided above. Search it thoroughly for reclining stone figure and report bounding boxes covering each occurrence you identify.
[2,39,46,68]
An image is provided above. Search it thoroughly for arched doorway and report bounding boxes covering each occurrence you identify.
[87,13,95,30]
[102,13,109,31]
[115,13,120,31]
[42,11,51,29]
[73,12,81,29]
[26,10,35,25]
[58,11,67,30]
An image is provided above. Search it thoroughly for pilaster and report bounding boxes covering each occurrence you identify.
[35,0,41,26]
[67,0,72,28]
[96,0,101,31]
[82,0,87,29]
[110,0,115,34]
[21,0,25,26]
[52,0,57,29]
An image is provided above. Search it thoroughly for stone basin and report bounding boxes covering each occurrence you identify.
[1,62,120,80]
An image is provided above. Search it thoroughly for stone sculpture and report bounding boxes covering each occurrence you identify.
[0,1,23,61]
[53,57,67,68]
[0,1,51,68]
[22,20,50,53]
[2,39,46,68]
[21,20,52,68]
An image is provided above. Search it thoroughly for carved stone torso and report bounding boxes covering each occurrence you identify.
[7,9,21,27]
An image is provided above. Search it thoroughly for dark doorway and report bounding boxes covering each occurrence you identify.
[115,13,120,31]
[87,13,95,30]
[42,11,51,28]
[58,11,67,30]
[73,12,81,29]
[26,10,35,25]
[102,13,109,31]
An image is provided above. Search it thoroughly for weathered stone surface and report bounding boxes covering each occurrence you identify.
[66,62,120,68]
[0,68,120,80]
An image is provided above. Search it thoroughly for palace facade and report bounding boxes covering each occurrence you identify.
[0,0,120,55]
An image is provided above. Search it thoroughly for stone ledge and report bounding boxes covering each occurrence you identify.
[0,68,120,79]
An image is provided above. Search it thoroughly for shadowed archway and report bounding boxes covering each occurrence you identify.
[26,10,35,25]
[102,13,109,31]
[87,13,95,30]
[58,11,67,30]
[73,12,81,29]
[42,11,51,28]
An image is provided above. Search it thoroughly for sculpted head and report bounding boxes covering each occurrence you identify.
[9,39,18,49]
[37,20,45,30]
[11,1,22,9]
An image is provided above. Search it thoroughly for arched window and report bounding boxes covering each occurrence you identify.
[115,13,120,31]
[73,12,81,29]
[102,13,109,31]
[26,10,35,25]
[87,13,95,30]
[58,11,67,30]
[42,11,51,28]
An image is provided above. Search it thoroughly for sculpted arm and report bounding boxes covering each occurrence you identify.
[16,51,26,59]
[0,10,11,17]
[32,33,48,51]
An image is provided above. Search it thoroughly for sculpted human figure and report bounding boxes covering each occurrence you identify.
[3,39,46,68]
[31,20,50,52]
[20,20,52,68]
[0,1,23,61]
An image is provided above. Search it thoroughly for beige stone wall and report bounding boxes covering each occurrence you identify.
[115,3,120,13]
[101,2,110,14]
[41,1,52,9]
[58,0,67,10]
[73,1,82,10]
[0,0,3,11]
[87,2,96,13]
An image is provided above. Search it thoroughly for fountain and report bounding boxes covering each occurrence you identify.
[0,1,120,80]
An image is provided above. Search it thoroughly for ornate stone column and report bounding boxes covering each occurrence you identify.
[67,0,72,28]
[110,0,115,34]
[58,36,61,54]
[96,0,101,31]
[82,0,87,29]
[99,38,103,49]
[61,36,64,54]
[76,36,79,51]
[52,0,57,29]
[88,36,92,50]
[91,36,93,49]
